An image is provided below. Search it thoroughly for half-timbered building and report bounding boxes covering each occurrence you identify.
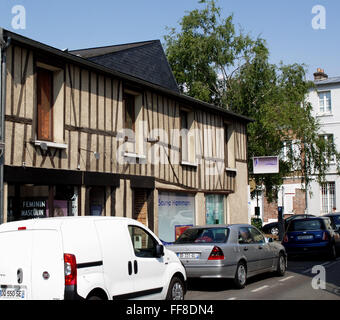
[0,29,251,242]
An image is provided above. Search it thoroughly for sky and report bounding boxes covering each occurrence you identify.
[0,0,339,80]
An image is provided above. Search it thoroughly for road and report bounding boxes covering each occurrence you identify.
[185,256,340,300]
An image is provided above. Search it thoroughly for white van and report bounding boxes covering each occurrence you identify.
[0,216,186,300]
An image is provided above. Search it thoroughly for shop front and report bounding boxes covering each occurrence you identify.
[4,166,120,221]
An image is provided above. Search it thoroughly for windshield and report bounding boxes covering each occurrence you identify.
[175,227,229,244]
[288,219,324,232]
[332,215,340,227]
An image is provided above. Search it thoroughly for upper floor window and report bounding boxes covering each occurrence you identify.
[37,68,53,141]
[320,134,335,163]
[180,109,196,165]
[124,93,136,131]
[318,91,331,114]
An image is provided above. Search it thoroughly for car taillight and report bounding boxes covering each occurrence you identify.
[283,235,288,243]
[64,254,77,286]
[322,232,329,241]
[208,246,224,260]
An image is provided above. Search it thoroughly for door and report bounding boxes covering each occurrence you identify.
[95,220,135,298]
[0,230,33,300]
[31,230,64,300]
[237,227,259,274]
[128,225,166,299]
[249,227,274,270]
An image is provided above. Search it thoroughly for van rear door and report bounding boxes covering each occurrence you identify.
[0,230,33,300]
[0,229,64,300]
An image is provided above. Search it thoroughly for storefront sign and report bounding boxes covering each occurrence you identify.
[253,156,279,174]
[21,199,46,218]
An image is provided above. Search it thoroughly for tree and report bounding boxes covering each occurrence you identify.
[164,0,340,203]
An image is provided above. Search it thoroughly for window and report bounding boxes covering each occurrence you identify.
[281,140,300,169]
[320,134,335,163]
[321,182,335,214]
[124,93,135,131]
[123,91,144,156]
[249,227,265,244]
[174,227,229,244]
[128,225,158,258]
[37,68,53,141]
[238,227,253,244]
[180,109,196,165]
[35,62,65,148]
[318,91,331,113]
[224,124,229,168]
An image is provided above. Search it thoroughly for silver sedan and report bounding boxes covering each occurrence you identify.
[166,224,287,289]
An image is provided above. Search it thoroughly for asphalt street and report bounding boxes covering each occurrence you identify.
[185,256,340,300]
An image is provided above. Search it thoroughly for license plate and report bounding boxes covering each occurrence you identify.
[177,252,200,259]
[0,285,27,300]
[297,235,313,240]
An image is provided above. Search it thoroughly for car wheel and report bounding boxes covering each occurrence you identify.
[276,252,286,276]
[234,261,247,289]
[166,276,185,300]
[328,243,337,260]
[271,227,279,236]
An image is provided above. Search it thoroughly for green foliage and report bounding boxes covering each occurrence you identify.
[164,0,340,201]
[251,217,263,230]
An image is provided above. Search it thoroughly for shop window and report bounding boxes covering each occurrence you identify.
[158,192,195,243]
[7,184,78,221]
[86,186,105,216]
[205,194,224,224]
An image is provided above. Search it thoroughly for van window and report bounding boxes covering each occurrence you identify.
[128,226,158,258]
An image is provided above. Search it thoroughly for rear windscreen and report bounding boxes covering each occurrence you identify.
[175,227,229,244]
[288,219,324,232]
[333,215,340,227]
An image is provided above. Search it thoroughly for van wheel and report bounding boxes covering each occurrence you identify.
[234,261,247,289]
[166,276,185,300]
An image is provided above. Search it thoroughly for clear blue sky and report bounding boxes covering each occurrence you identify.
[0,0,339,80]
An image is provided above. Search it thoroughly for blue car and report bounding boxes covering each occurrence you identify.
[282,217,340,259]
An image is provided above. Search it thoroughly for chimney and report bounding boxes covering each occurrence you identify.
[313,68,328,81]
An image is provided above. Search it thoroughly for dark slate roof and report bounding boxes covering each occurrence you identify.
[70,40,179,92]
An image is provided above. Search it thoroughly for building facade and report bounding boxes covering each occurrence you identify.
[0,29,251,242]
[306,68,340,216]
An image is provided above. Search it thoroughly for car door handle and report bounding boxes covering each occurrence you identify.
[258,246,263,250]
[134,260,138,274]
[128,261,132,275]
[243,247,248,251]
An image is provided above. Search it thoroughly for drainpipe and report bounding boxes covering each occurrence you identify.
[0,29,10,224]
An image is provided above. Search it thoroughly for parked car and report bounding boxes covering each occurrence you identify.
[166,224,287,289]
[282,217,340,259]
[262,214,315,235]
[323,213,340,232]
[0,216,187,300]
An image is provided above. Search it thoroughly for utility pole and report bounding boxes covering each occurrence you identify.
[0,29,9,225]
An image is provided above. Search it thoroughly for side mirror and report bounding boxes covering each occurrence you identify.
[265,237,274,243]
[156,244,164,258]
